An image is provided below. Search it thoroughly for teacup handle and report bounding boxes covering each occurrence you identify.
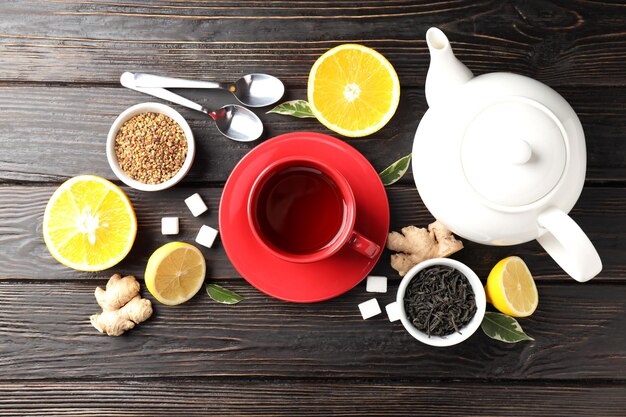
[536,207,602,282]
[348,231,380,259]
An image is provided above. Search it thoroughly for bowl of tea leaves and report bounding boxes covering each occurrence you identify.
[396,258,486,347]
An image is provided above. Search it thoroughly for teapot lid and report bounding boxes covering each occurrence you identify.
[461,98,567,207]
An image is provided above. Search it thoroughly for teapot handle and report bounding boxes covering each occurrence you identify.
[536,207,602,282]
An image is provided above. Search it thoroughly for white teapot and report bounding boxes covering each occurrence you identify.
[412,28,602,282]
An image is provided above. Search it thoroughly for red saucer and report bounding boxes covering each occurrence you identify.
[219,132,389,302]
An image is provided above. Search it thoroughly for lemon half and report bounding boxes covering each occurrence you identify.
[43,175,137,271]
[308,44,400,137]
[145,242,206,305]
[486,256,538,317]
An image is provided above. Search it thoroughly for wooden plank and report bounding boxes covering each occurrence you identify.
[0,185,621,282]
[0,86,624,183]
[0,380,625,416]
[0,281,624,380]
[0,1,625,87]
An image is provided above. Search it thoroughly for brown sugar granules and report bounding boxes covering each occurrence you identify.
[115,112,188,184]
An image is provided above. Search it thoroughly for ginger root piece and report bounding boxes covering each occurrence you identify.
[90,274,153,336]
[91,295,153,336]
[387,221,463,276]
[95,274,140,312]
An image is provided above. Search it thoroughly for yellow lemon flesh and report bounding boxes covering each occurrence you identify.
[307,44,400,137]
[43,175,137,272]
[486,256,538,317]
[145,242,206,306]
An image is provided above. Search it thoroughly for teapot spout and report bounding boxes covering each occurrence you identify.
[425,28,473,108]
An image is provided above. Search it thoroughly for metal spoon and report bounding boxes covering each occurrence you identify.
[120,72,263,142]
[131,72,285,108]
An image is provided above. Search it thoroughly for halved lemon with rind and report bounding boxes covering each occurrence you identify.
[486,256,538,317]
[43,175,137,271]
[307,44,400,137]
[145,242,206,306]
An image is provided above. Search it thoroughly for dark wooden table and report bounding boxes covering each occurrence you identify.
[1,1,625,415]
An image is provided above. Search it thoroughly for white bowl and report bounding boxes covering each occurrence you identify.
[106,102,195,191]
[396,258,486,347]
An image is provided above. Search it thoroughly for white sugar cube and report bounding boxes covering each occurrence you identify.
[385,302,401,322]
[185,193,208,217]
[196,225,219,248]
[161,217,179,235]
[366,275,387,293]
[358,298,381,320]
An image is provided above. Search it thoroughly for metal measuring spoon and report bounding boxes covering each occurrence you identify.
[120,72,263,142]
[131,72,285,108]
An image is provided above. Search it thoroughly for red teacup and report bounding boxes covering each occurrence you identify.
[248,156,380,263]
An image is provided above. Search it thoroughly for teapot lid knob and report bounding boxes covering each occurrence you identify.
[507,139,532,165]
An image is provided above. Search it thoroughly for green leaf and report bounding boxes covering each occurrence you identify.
[267,100,315,118]
[379,154,412,186]
[481,312,534,343]
[205,284,245,305]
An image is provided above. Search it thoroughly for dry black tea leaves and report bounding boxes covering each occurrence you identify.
[403,265,477,337]
[115,112,187,184]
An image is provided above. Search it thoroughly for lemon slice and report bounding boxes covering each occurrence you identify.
[307,44,400,137]
[43,175,137,271]
[145,242,206,305]
[486,256,538,317]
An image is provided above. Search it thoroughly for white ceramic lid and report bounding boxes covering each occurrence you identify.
[460,98,567,207]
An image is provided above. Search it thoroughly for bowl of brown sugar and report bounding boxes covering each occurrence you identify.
[106,102,195,191]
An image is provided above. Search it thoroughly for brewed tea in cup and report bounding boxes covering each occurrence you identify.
[248,157,379,263]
